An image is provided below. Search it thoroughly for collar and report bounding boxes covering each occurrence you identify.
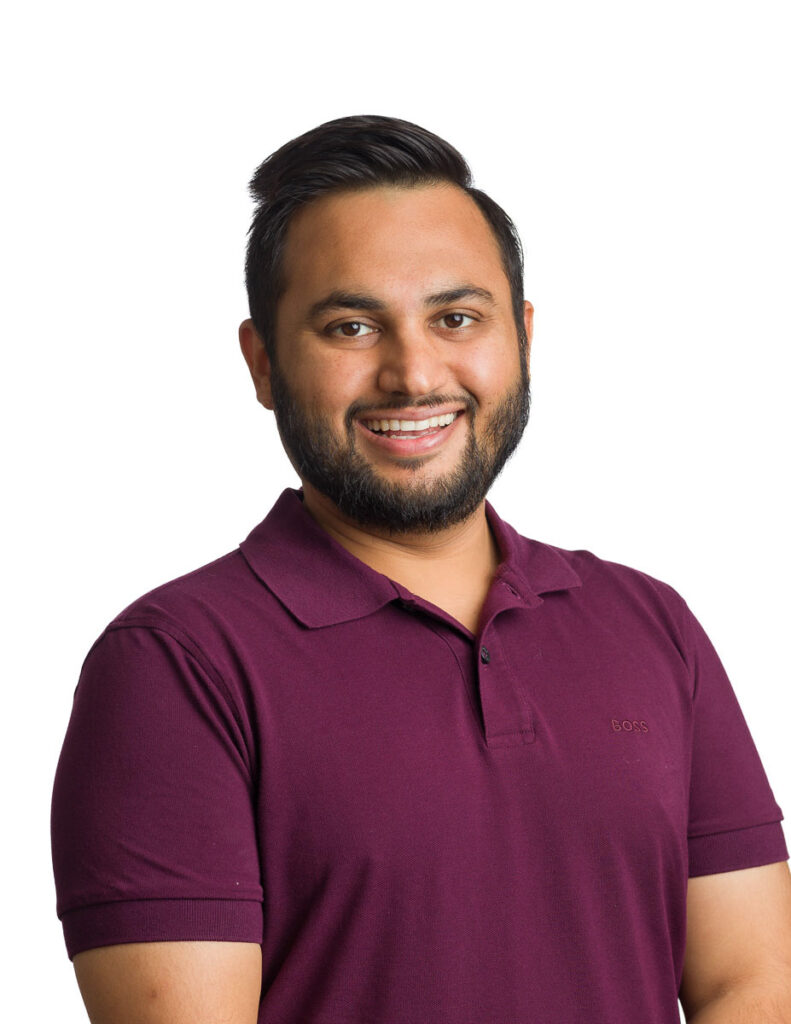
[239,487,582,629]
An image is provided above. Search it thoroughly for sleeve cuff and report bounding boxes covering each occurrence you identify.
[688,820,789,877]
[60,898,263,961]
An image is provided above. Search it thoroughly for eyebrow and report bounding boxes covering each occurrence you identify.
[306,285,497,321]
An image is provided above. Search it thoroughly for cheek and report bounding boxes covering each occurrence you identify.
[288,348,369,421]
[458,340,522,405]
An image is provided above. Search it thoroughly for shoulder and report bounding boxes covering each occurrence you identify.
[84,544,283,671]
[513,528,692,640]
[491,502,687,615]
[558,540,684,603]
[109,548,249,627]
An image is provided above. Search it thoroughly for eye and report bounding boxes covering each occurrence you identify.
[436,313,476,330]
[328,321,377,338]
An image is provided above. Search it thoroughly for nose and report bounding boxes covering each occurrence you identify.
[375,325,451,398]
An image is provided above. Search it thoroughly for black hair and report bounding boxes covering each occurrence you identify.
[244,114,526,365]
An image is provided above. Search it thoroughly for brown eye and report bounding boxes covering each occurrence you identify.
[331,321,376,337]
[439,313,474,329]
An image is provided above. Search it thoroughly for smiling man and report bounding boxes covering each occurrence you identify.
[241,179,532,634]
[51,116,791,1024]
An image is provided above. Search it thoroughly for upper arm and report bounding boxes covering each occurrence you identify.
[73,940,262,1024]
[679,861,791,1019]
[52,626,264,962]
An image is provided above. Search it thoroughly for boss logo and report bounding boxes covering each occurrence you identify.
[611,718,649,733]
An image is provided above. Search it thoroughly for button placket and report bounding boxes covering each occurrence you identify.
[476,621,535,749]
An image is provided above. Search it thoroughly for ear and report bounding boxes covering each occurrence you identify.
[238,318,274,410]
[523,300,534,374]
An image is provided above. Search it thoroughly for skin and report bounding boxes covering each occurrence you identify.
[239,182,534,634]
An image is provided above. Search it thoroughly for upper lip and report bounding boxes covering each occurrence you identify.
[356,406,465,422]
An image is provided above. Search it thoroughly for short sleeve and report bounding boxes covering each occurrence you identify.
[50,622,263,960]
[682,599,789,876]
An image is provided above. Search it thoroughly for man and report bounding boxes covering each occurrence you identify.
[51,115,791,1023]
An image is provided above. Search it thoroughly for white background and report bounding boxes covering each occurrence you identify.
[2,1,789,1019]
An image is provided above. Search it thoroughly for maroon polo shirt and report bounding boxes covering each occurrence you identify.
[51,486,788,1023]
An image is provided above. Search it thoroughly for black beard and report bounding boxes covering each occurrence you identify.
[268,348,531,535]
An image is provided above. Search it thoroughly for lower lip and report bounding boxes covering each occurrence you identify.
[356,412,465,456]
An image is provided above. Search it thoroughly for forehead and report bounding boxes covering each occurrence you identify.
[279,183,508,304]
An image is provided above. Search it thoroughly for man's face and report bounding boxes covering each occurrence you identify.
[242,183,533,534]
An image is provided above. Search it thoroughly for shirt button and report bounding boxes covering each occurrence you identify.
[480,646,490,664]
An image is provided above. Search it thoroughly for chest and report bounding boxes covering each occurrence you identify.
[249,599,692,1010]
[250,598,692,849]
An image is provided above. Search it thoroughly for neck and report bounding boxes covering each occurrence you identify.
[299,481,501,588]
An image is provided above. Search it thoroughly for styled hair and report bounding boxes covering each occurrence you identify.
[244,114,526,365]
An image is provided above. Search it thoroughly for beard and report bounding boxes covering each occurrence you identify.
[268,346,531,535]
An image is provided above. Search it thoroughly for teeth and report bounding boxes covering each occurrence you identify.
[364,411,460,433]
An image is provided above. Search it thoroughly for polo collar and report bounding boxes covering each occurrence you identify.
[239,487,582,629]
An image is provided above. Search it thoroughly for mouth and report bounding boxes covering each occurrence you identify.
[355,410,465,457]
